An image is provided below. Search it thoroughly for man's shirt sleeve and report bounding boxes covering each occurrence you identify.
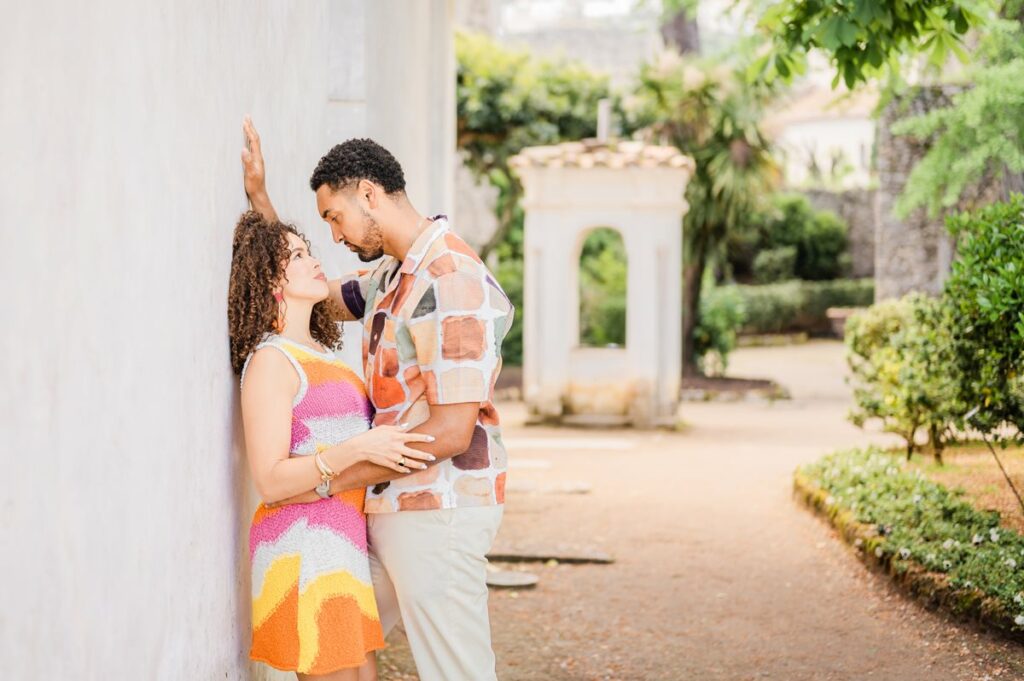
[333,269,372,322]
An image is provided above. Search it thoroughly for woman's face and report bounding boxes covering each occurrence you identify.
[279,232,329,303]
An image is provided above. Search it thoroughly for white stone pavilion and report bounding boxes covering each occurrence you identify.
[510,139,695,428]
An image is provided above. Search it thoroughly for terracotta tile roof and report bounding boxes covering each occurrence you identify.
[510,139,695,171]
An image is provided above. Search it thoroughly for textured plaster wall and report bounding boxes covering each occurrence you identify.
[0,2,452,679]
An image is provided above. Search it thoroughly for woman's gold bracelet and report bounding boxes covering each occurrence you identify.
[315,452,336,482]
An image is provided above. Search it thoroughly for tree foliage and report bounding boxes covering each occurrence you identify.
[892,13,1024,217]
[456,31,619,258]
[751,0,993,89]
[630,52,780,374]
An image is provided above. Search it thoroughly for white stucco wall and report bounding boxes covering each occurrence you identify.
[0,2,453,679]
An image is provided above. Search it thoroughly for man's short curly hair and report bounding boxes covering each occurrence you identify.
[309,138,406,195]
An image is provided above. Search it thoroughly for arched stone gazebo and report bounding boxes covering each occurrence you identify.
[510,140,695,428]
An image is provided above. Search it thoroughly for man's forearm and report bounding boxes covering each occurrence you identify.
[248,190,279,222]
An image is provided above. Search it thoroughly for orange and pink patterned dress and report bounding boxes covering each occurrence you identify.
[241,335,385,674]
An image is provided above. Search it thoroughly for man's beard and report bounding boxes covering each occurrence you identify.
[356,247,382,262]
[355,210,385,262]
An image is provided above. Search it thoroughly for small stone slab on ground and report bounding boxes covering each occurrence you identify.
[486,570,539,589]
[507,458,553,469]
[487,546,614,565]
[505,480,592,495]
[504,436,636,451]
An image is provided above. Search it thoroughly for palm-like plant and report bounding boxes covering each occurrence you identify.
[632,54,780,375]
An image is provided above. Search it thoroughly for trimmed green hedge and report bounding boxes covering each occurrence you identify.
[705,278,875,335]
[752,246,797,284]
[799,447,1024,629]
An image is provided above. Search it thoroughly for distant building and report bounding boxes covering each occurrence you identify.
[762,84,878,190]
[466,0,664,86]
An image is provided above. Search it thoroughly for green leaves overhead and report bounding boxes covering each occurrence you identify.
[456,31,615,178]
[752,0,995,89]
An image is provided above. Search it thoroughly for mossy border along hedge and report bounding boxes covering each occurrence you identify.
[794,447,1024,642]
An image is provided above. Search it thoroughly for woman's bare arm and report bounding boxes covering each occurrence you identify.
[269,402,480,505]
[241,347,436,504]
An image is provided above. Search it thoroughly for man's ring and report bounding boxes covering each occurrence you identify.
[398,457,406,467]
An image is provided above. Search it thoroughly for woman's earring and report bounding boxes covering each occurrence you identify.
[272,291,286,333]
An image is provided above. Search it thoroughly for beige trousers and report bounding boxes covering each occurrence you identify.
[367,505,504,681]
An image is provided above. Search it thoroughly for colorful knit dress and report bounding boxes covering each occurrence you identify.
[241,335,385,674]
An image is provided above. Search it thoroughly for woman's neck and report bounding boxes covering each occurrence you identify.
[279,300,320,348]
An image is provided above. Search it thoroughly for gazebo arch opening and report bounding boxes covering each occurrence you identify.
[578,226,628,349]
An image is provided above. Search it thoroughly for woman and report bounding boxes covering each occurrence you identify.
[228,210,433,680]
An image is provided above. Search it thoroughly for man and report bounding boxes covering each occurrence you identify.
[241,118,512,681]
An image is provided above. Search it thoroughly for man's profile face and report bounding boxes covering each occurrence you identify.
[316,183,385,262]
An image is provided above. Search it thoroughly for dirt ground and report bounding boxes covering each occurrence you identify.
[913,445,1024,535]
[378,341,1024,680]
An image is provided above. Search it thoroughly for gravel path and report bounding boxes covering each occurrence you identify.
[378,341,1024,680]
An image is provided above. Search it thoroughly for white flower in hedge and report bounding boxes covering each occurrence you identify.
[825,495,835,506]
[913,494,923,504]
[1016,615,1024,627]
[942,539,957,550]
[989,528,1000,543]
[875,547,884,558]
[899,547,911,560]
[972,533,985,546]
[943,560,953,570]
[1006,558,1017,569]
[926,553,936,563]
[1014,593,1024,606]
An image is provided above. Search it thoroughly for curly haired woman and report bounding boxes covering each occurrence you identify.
[228,211,435,680]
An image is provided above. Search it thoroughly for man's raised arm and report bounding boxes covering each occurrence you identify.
[241,116,369,322]
[241,116,279,222]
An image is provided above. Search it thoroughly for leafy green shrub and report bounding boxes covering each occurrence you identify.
[728,192,850,282]
[798,278,875,320]
[752,246,797,283]
[730,280,803,333]
[799,447,1024,627]
[694,285,746,375]
[944,195,1024,436]
[845,294,963,460]
[799,209,851,280]
[579,228,627,348]
[707,278,874,334]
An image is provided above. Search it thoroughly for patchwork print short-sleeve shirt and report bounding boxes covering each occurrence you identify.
[336,216,514,513]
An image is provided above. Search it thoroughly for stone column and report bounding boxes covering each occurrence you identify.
[874,85,1021,300]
